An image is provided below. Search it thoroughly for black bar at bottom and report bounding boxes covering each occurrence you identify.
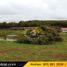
[0,62,27,67]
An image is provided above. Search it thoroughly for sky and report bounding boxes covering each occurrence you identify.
[0,0,67,22]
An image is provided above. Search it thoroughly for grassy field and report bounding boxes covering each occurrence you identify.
[0,29,24,34]
[0,33,67,61]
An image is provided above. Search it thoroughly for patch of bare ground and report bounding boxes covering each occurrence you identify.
[54,53,67,60]
[0,48,29,55]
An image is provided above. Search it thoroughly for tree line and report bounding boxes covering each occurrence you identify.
[0,20,67,29]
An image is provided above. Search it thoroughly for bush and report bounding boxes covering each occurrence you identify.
[0,31,7,40]
[37,35,49,44]
[17,35,30,44]
[17,26,62,45]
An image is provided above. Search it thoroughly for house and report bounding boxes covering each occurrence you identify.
[61,28,67,32]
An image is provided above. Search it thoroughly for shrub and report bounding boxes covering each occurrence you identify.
[0,31,7,40]
[37,35,49,44]
[17,35,30,43]
[17,26,62,45]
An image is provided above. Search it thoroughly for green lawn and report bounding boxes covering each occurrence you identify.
[0,33,67,61]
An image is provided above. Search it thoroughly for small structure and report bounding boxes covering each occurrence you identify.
[61,28,67,32]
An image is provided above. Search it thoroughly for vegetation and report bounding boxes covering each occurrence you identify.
[17,26,62,44]
[0,33,66,61]
[0,21,62,45]
[0,20,67,28]
[0,20,66,61]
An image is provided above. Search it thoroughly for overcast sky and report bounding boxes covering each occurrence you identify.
[0,0,67,22]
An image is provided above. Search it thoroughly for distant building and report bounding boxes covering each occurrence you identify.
[61,28,67,32]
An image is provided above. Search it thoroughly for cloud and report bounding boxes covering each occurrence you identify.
[0,0,67,21]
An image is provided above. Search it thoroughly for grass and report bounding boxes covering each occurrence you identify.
[0,33,67,61]
[0,29,25,35]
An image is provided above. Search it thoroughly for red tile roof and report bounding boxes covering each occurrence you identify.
[61,28,67,30]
